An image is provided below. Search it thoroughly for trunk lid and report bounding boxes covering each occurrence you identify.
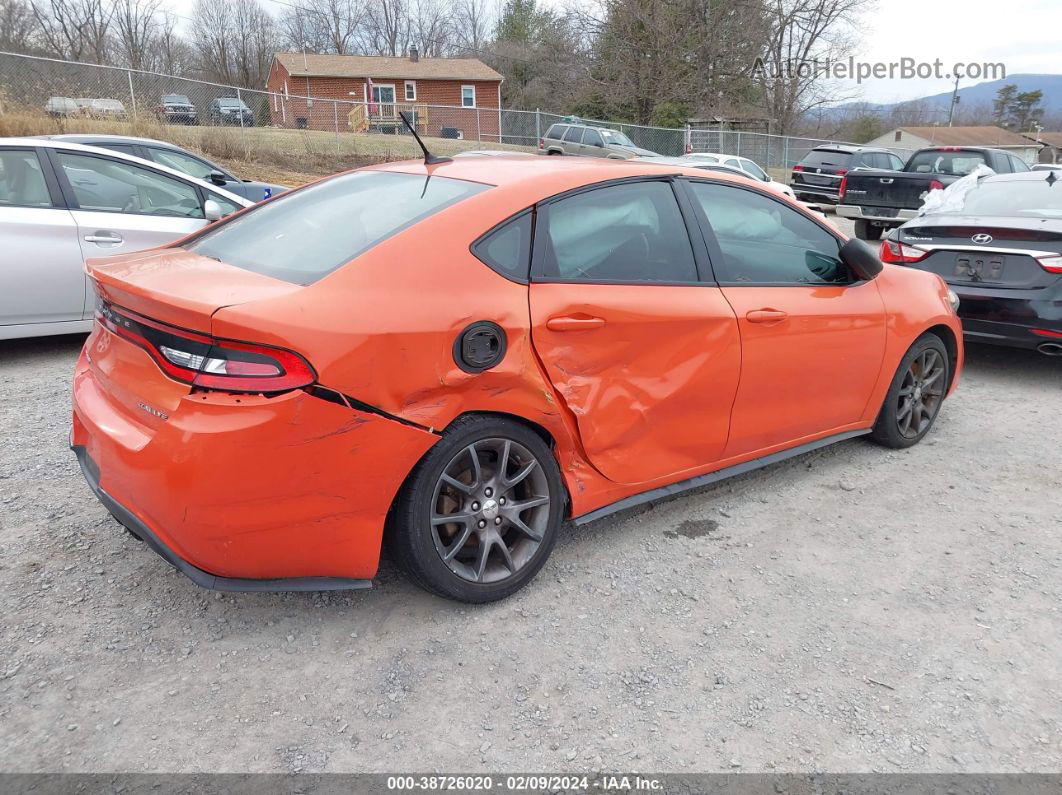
[899,215,1062,290]
[87,248,301,333]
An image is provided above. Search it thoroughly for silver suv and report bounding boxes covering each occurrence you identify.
[538,121,658,159]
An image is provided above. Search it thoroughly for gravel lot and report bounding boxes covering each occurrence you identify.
[2,224,1060,773]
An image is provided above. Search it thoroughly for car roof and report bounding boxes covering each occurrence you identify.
[0,137,250,206]
[41,133,182,150]
[363,154,772,201]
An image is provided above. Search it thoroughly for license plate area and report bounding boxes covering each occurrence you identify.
[955,255,1004,282]
[862,206,897,217]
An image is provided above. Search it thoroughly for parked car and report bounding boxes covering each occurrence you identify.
[82,98,127,118]
[838,146,1030,240]
[43,134,286,202]
[791,145,905,207]
[881,170,1062,355]
[0,138,251,341]
[538,121,658,158]
[156,94,198,125]
[69,155,962,602]
[679,153,800,201]
[209,97,254,125]
[636,155,802,201]
[44,96,80,118]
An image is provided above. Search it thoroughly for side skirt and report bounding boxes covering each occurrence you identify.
[573,429,870,525]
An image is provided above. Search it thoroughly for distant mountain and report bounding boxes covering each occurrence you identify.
[820,73,1062,123]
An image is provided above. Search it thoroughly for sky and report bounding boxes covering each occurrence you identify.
[160,0,1062,105]
[833,0,1062,104]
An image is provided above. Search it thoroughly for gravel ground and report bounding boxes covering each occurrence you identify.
[2,261,1060,773]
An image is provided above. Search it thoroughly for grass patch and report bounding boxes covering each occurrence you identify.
[0,111,534,187]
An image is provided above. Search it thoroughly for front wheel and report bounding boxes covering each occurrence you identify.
[388,416,564,602]
[870,334,950,449]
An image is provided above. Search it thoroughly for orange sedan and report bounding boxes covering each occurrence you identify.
[71,155,963,602]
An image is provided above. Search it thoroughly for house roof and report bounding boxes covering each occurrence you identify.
[894,126,1034,148]
[1024,131,1062,148]
[273,53,503,82]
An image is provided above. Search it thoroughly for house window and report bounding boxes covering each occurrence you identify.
[404,81,416,101]
[461,85,476,108]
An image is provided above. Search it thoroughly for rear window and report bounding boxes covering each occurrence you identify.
[907,150,988,176]
[184,171,489,285]
[801,149,853,168]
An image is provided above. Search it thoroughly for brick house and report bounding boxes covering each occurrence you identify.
[265,50,504,141]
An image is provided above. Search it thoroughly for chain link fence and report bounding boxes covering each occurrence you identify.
[1,50,912,175]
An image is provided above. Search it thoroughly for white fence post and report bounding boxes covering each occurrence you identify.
[333,100,339,151]
[535,109,541,144]
[236,88,244,129]
[126,70,136,119]
[476,108,482,142]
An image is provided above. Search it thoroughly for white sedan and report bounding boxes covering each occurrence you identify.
[0,138,252,340]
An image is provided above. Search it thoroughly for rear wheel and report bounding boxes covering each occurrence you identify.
[870,334,949,449]
[388,416,564,602]
[854,220,883,240]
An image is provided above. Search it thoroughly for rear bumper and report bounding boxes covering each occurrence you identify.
[70,340,439,588]
[791,184,840,203]
[73,445,372,592]
[836,205,918,224]
[954,289,1062,350]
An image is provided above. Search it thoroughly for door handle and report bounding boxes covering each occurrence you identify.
[746,308,788,323]
[546,315,606,332]
[84,233,123,244]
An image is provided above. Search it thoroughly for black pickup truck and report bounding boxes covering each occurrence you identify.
[837,146,1033,239]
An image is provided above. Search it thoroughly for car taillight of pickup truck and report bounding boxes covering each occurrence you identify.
[879,240,929,265]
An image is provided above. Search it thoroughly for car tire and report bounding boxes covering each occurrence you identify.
[854,220,883,241]
[870,333,950,449]
[387,415,565,603]
[547,150,561,155]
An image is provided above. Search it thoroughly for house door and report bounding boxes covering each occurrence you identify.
[372,85,396,118]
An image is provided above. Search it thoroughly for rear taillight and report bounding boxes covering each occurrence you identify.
[928,179,945,192]
[792,165,804,172]
[838,175,848,200]
[1031,328,1062,338]
[96,301,315,393]
[538,137,544,149]
[1036,255,1062,273]
[835,169,848,177]
[879,239,929,265]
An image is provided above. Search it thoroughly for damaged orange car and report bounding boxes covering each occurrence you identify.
[71,153,963,602]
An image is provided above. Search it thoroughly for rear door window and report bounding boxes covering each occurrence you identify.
[472,211,532,281]
[563,126,583,144]
[533,180,698,283]
[185,171,489,285]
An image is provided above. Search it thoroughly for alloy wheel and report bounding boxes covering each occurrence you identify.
[430,438,551,584]
[896,348,945,438]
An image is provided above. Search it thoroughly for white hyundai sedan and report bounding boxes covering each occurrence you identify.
[0,138,253,340]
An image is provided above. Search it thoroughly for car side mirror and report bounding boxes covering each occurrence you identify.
[207,170,227,186]
[204,199,223,222]
[839,237,883,280]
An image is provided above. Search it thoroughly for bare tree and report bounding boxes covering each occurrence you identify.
[409,0,451,56]
[191,0,276,87]
[361,0,410,56]
[279,0,363,55]
[30,0,113,63]
[451,0,490,55]
[148,11,196,75]
[112,0,161,70]
[0,0,37,53]
[755,0,870,133]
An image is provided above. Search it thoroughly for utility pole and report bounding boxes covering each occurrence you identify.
[947,75,960,127]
